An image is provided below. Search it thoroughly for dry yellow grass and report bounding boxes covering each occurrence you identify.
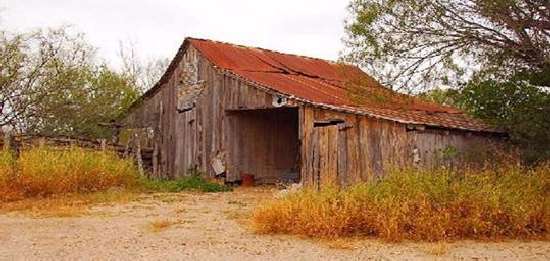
[147,219,178,233]
[0,146,231,217]
[253,165,550,242]
[0,146,140,201]
[0,150,15,198]
[0,147,142,216]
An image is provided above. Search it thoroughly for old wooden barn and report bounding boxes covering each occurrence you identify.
[122,38,504,187]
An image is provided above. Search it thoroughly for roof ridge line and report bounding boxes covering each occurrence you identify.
[185,37,351,66]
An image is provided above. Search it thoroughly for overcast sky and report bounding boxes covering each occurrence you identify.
[1,0,350,67]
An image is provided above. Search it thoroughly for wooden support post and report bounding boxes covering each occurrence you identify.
[134,133,144,177]
[100,139,107,151]
[152,136,159,178]
[112,127,120,145]
[4,131,19,158]
[123,135,132,159]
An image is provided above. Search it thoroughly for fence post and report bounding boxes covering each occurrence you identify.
[123,134,132,159]
[4,131,19,157]
[38,137,46,147]
[3,130,9,151]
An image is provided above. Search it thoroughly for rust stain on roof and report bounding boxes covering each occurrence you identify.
[128,37,499,133]
[189,38,454,111]
[187,38,498,133]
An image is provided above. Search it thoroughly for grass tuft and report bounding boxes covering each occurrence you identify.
[140,174,232,193]
[253,165,550,242]
[147,219,178,233]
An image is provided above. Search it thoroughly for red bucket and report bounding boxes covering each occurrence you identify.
[241,174,255,187]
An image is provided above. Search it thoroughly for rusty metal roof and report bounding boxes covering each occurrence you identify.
[187,38,500,133]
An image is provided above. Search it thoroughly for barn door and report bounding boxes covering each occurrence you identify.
[311,122,348,189]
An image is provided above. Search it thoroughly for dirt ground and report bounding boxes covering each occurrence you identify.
[0,187,548,260]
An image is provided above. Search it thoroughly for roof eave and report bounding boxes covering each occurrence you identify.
[119,37,505,135]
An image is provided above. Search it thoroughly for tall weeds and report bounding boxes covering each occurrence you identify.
[253,166,549,241]
[0,146,230,203]
[0,150,15,194]
[0,147,140,201]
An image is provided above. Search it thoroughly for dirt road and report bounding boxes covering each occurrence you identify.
[0,188,548,260]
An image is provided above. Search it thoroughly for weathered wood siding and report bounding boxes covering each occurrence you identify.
[299,106,502,187]
[124,45,503,185]
[123,46,298,180]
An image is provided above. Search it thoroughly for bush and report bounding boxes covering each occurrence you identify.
[0,147,140,200]
[140,171,231,193]
[457,80,550,164]
[253,166,549,241]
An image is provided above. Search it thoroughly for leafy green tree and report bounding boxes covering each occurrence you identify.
[31,65,139,138]
[345,0,550,90]
[421,78,550,163]
[0,28,140,138]
[0,29,89,130]
[458,79,550,163]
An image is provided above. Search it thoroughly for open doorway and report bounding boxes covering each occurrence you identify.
[227,108,299,184]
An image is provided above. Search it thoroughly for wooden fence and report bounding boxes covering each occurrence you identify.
[1,134,154,173]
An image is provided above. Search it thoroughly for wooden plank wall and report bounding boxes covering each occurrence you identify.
[300,106,502,188]
[124,44,503,185]
[123,46,299,181]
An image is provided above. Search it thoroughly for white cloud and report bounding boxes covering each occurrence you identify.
[2,0,349,67]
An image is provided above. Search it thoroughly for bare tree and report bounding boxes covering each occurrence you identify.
[118,41,170,92]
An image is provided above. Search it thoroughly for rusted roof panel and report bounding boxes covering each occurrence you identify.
[186,38,499,133]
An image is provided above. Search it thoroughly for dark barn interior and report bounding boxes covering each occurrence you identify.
[227,108,299,184]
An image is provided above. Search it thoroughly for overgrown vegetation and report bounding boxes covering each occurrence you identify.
[0,147,139,201]
[0,147,229,204]
[253,166,549,242]
[421,78,550,164]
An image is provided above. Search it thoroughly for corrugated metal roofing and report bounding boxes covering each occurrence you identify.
[187,38,499,133]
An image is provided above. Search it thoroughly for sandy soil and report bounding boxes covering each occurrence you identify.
[0,187,548,260]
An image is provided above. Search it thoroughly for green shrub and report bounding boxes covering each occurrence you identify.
[253,166,549,241]
[140,172,231,193]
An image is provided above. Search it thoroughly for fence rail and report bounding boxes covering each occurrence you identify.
[1,134,154,172]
